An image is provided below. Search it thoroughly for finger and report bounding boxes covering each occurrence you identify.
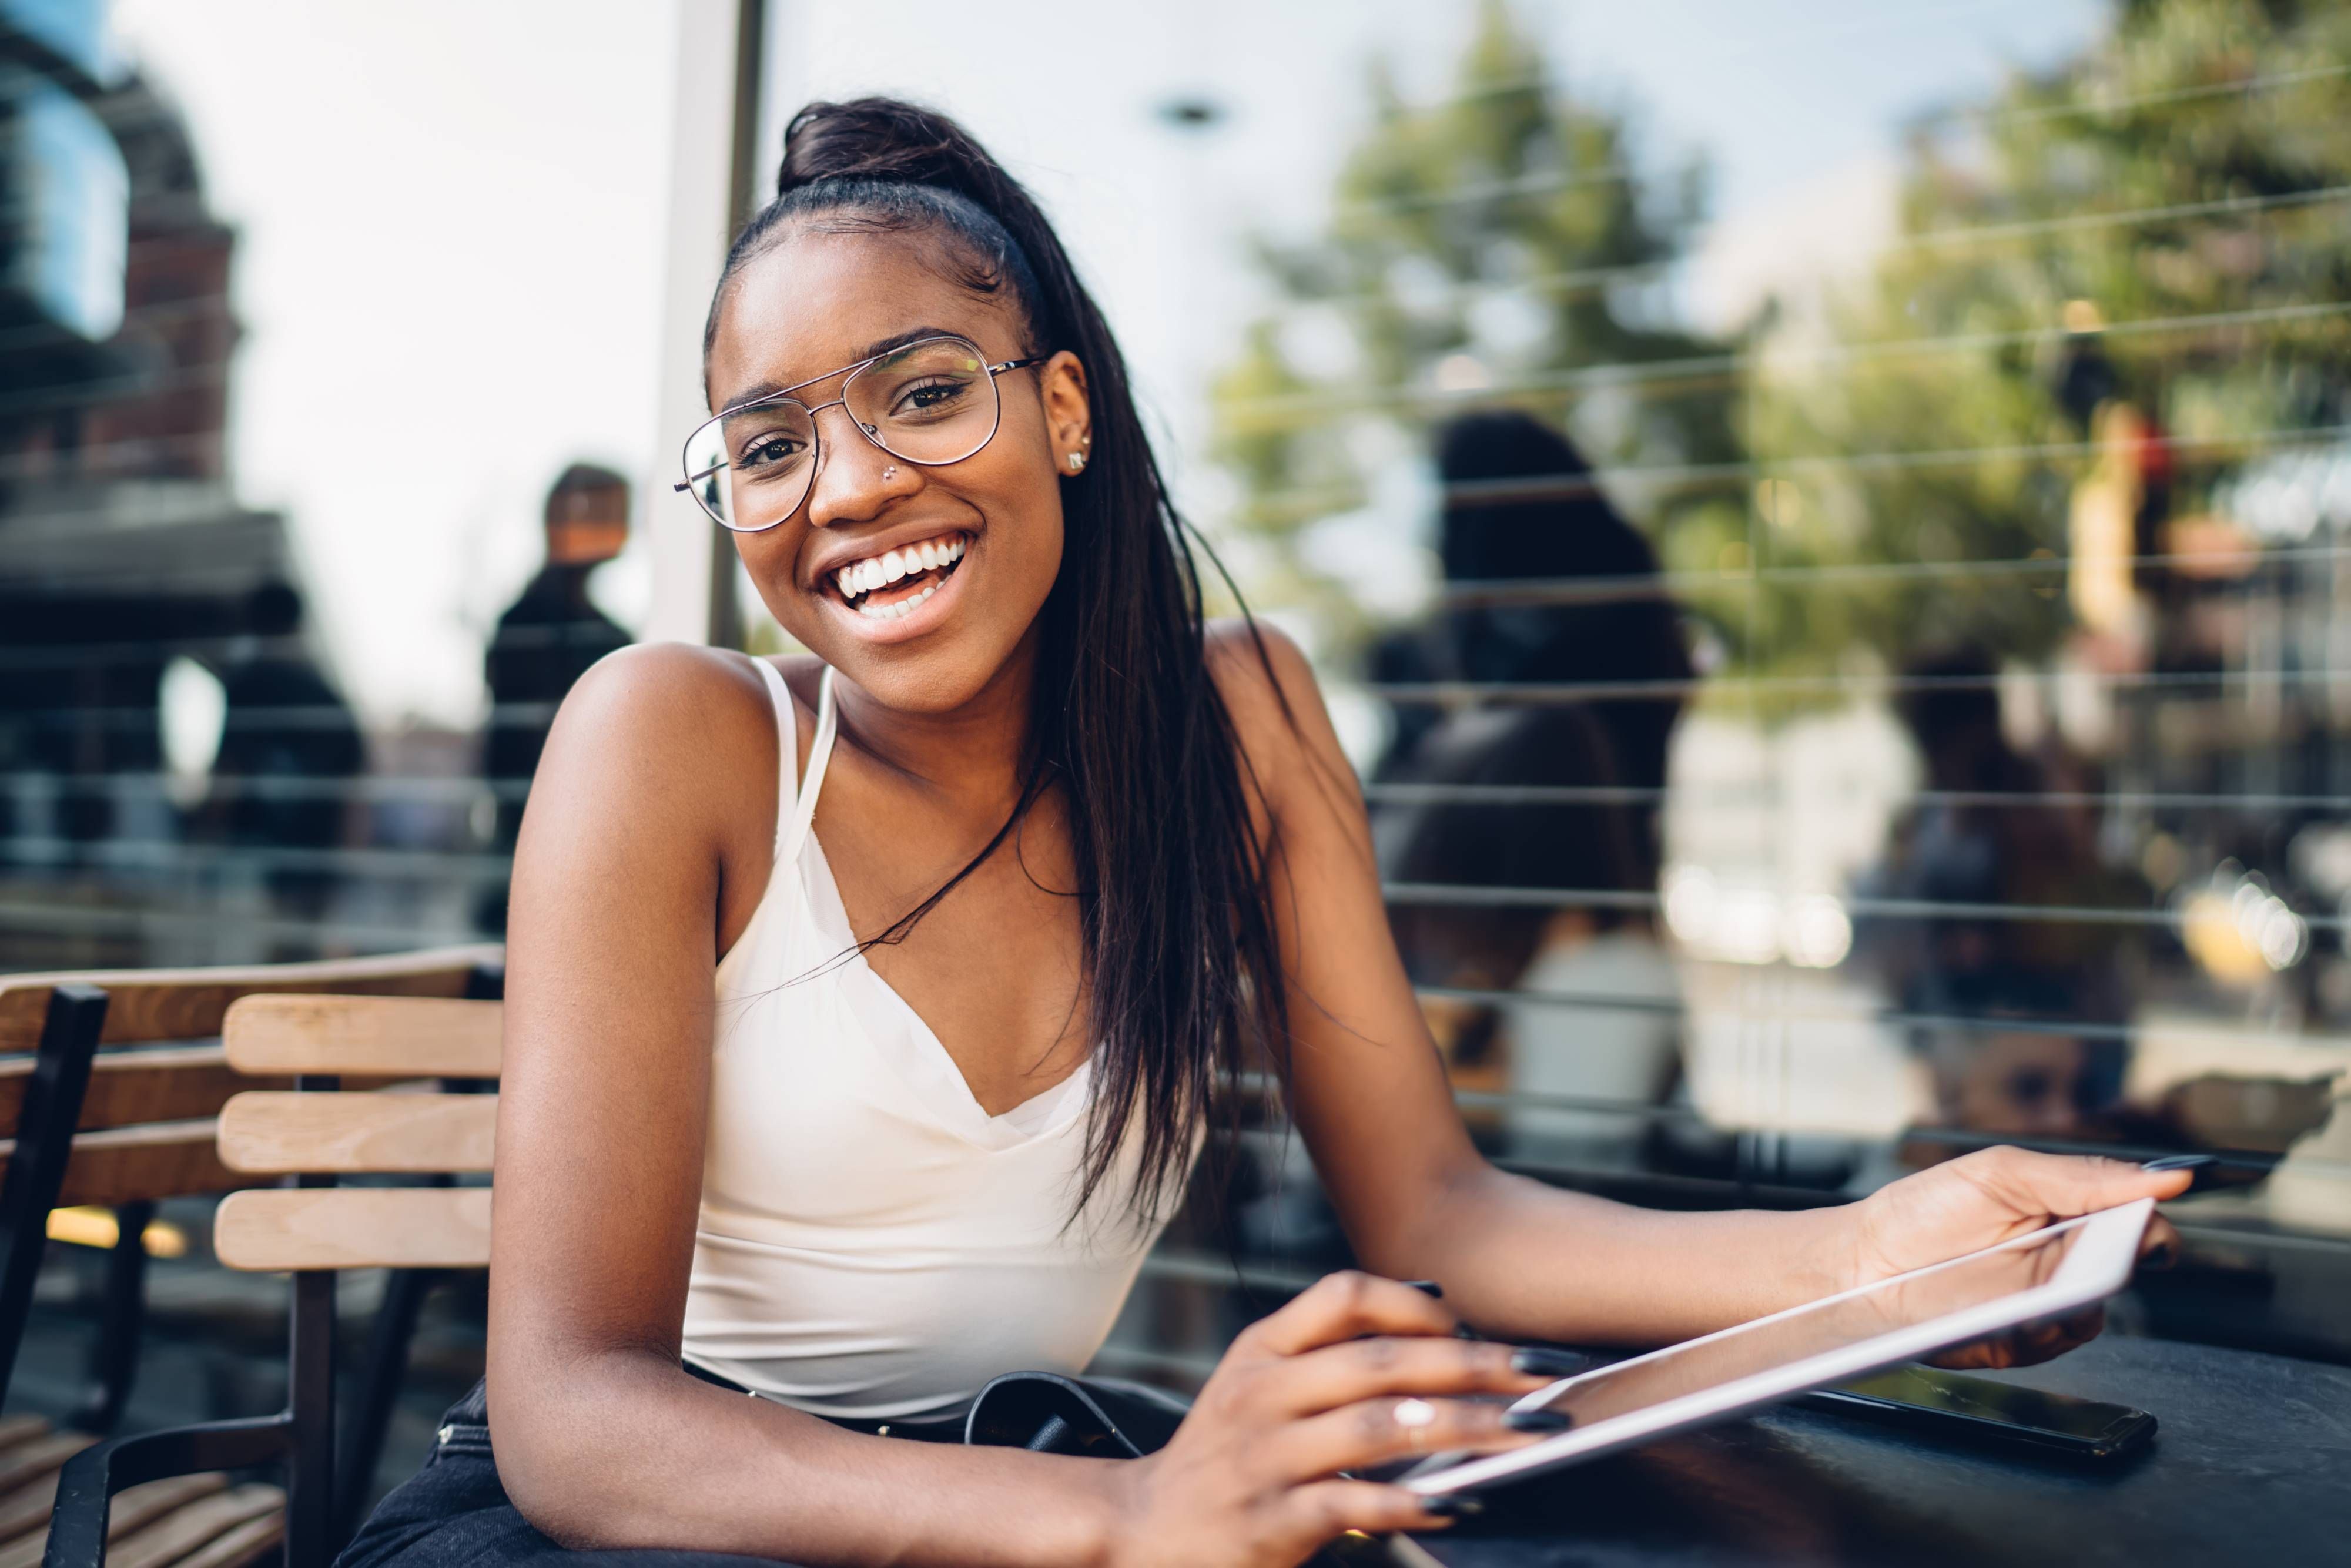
[1957,1148,2192,1219]
[1261,1335,1550,1418]
[1270,1480,1465,1559]
[1277,1393,1535,1479]
[1245,1271,1458,1358]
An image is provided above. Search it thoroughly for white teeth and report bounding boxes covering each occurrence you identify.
[835,534,967,608]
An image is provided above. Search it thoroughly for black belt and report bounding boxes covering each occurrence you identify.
[682,1359,967,1443]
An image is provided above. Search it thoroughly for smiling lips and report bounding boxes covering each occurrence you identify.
[829,531,970,621]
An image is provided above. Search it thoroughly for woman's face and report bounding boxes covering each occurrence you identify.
[703,227,1090,712]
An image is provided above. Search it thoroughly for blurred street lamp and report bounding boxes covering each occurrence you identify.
[1156,95,1227,132]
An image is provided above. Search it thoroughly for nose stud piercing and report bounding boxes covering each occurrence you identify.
[883,465,898,480]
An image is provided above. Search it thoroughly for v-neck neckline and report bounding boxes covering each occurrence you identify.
[799,819,1095,1150]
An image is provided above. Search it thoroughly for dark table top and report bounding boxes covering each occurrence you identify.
[1394,1335,2351,1568]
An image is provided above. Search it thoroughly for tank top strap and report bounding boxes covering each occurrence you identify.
[745,656,799,854]
[780,665,839,864]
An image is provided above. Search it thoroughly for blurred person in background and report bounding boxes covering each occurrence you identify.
[200,581,364,924]
[1855,644,2145,1144]
[1381,702,1680,1167]
[345,99,2187,1568]
[478,463,633,929]
[1371,411,1690,1165]
[1369,410,1690,893]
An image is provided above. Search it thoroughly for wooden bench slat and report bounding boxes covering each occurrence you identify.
[223,996,502,1078]
[215,1187,491,1271]
[0,1044,289,1139]
[0,1418,46,1459]
[165,1509,284,1568]
[0,1473,227,1567]
[0,1120,248,1209]
[106,1483,281,1568]
[0,944,499,1055]
[0,1433,92,1497]
[220,1091,496,1173]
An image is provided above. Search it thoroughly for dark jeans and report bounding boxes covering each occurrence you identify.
[337,1379,822,1568]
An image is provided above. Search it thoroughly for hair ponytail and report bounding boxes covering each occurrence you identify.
[710,99,1290,1226]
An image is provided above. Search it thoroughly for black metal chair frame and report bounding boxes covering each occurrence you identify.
[0,984,112,1414]
[39,959,502,1568]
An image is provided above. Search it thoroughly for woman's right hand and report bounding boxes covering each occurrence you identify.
[1106,1271,1555,1567]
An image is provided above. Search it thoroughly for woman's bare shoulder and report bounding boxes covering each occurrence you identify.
[533,642,789,811]
[1203,618,1355,814]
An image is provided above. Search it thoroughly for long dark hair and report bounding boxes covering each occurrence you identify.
[705,98,1287,1223]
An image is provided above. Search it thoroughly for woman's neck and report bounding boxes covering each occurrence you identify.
[826,626,1043,810]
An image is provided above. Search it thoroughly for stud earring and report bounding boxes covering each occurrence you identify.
[1067,451,1086,473]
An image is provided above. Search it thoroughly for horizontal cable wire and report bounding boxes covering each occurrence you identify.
[0,701,561,731]
[0,897,457,949]
[1366,782,2351,812]
[13,773,528,803]
[1227,297,2351,421]
[1242,421,2351,524]
[7,775,2330,815]
[0,619,616,672]
[1368,664,2351,706]
[1329,69,2349,223]
[1382,879,2349,932]
[8,661,2338,731]
[0,837,511,880]
[1434,541,2351,612]
[0,293,229,356]
[1276,182,2351,327]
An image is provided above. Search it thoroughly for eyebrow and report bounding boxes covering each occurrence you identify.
[714,324,972,414]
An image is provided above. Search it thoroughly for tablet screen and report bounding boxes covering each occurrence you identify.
[1520,1214,2085,1431]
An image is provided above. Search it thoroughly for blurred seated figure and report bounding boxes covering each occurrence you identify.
[1369,410,1691,892]
[1381,702,1682,1167]
[1856,644,2145,1142]
[1369,410,1693,1170]
[202,582,365,922]
[479,463,633,927]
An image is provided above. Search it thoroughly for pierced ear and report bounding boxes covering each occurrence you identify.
[1040,350,1092,476]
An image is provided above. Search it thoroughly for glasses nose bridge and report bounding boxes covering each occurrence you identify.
[798,388,899,524]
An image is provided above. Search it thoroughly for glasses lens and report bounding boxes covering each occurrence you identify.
[846,338,1000,467]
[684,397,816,531]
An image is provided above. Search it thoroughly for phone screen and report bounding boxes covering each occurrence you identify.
[1816,1365,2149,1447]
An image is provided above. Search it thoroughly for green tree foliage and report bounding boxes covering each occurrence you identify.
[1745,0,2351,682]
[1209,0,1742,648]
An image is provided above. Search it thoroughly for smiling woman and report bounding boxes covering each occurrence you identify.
[330,96,2190,1568]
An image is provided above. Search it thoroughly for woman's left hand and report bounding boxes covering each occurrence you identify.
[1839,1147,2191,1369]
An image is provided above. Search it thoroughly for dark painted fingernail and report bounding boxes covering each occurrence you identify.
[1420,1495,1483,1517]
[1402,1279,1444,1299]
[1510,1347,1585,1378]
[1504,1407,1573,1433]
[2141,1154,2213,1172]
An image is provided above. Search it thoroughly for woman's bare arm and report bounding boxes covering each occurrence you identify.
[1210,623,2185,1349]
[485,644,1124,1566]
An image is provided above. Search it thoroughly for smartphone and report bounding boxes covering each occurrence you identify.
[1797,1365,2155,1460]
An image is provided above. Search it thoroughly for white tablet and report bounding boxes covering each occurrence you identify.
[1403,1197,2154,1496]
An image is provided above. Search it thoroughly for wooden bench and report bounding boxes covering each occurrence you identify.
[0,954,498,1568]
[44,992,501,1568]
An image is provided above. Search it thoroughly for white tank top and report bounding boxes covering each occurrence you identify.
[681,659,1178,1419]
